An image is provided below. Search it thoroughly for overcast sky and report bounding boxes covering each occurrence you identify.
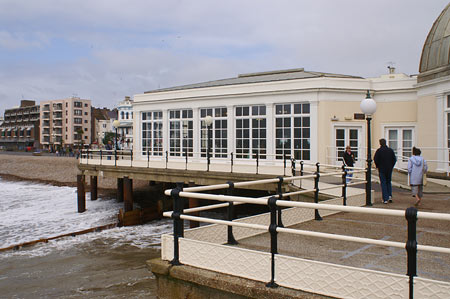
[0,0,448,116]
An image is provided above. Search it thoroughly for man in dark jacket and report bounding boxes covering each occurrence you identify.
[374,138,397,204]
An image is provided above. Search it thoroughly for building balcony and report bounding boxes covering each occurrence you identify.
[42,113,50,119]
[53,104,63,111]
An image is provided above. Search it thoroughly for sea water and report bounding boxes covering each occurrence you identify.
[0,178,171,297]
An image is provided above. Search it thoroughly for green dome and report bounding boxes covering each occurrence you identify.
[419,3,450,83]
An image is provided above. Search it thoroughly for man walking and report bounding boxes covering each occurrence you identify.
[374,138,397,204]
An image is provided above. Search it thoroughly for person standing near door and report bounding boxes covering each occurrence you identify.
[343,145,355,183]
[374,138,397,204]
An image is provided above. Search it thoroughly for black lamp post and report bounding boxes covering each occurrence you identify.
[113,120,120,150]
[205,115,213,171]
[360,90,377,206]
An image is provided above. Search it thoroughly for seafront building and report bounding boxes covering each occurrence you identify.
[39,97,91,150]
[0,100,40,150]
[116,96,134,150]
[129,2,450,175]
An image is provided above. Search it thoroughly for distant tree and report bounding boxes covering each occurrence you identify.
[102,132,115,146]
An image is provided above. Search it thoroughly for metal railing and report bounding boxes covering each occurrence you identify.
[79,148,321,176]
[163,173,450,298]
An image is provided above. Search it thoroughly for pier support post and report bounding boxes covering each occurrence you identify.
[77,174,86,213]
[90,176,98,201]
[124,177,133,212]
[188,181,199,228]
[117,178,124,202]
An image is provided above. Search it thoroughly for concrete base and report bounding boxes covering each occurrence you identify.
[147,258,330,299]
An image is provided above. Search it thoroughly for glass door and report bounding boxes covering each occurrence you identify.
[334,127,361,167]
[386,127,414,168]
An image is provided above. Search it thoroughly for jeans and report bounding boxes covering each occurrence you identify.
[346,171,353,183]
[379,171,392,202]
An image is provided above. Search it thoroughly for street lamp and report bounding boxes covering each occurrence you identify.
[112,120,120,150]
[205,115,213,171]
[360,90,377,206]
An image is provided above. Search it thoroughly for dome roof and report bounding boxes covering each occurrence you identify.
[418,3,450,83]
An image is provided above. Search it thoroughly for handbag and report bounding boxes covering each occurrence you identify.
[423,173,427,186]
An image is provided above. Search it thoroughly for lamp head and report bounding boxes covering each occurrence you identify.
[205,115,213,126]
[360,90,377,115]
[112,120,120,128]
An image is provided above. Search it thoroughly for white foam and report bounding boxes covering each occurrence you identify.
[0,178,172,258]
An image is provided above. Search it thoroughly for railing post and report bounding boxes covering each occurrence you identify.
[114,148,117,167]
[266,196,279,288]
[256,150,259,174]
[86,149,89,165]
[314,162,322,221]
[147,149,150,168]
[283,153,287,176]
[130,149,133,167]
[226,181,238,245]
[170,182,184,266]
[342,164,347,206]
[185,148,188,170]
[230,152,234,173]
[100,150,103,166]
[276,176,284,228]
[405,207,418,299]
[300,160,304,176]
[165,150,168,169]
[291,158,296,176]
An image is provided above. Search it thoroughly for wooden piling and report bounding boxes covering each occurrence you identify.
[77,174,86,213]
[117,178,124,202]
[124,177,133,212]
[90,176,98,201]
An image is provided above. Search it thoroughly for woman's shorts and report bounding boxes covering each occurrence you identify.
[411,185,423,198]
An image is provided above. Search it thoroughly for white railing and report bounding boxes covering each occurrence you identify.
[162,173,450,298]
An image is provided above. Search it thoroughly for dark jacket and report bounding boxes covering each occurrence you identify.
[343,151,355,167]
[374,145,396,174]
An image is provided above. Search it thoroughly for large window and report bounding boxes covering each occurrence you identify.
[235,105,266,159]
[386,127,414,162]
[142,111,163,156]
[169,109,193,156]
[275,103,310,160]
[200,107,227,158]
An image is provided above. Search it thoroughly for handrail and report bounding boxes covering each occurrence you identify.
[165,177,450,298]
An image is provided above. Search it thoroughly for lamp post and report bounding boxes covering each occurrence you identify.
[205,116,213,171]
[112,120,120,150]
[360,90,377,206]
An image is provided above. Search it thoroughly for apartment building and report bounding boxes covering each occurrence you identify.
[0,100,40,150]
[40,97,91,150]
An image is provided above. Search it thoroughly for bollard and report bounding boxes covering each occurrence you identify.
[100,150,103,166]
[256,151,259,174]
[405,207,418,299]
[165,151,168,169]
[185,148,188,170]
[266,196,279,288]
[300,160,304,176]
[147,149,150,168]
[130,149,133,167]
[226,182,238,245]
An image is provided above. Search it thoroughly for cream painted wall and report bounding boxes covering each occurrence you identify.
[316,101,365,165]
[416,95,438,168]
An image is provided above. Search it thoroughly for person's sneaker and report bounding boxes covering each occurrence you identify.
[388,199,393,203]
[383,201,388,204]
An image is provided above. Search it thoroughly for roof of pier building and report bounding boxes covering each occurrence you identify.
[418,3,450,83]
[144,68,363,94]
